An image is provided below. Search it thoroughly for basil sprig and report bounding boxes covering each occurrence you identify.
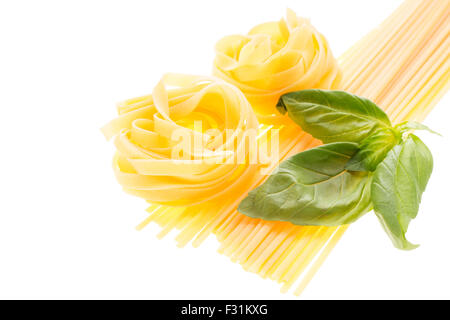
[239,89,437,250]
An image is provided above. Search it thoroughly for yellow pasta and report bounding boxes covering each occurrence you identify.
[102,74,261,206]
[105,0,450,295]
[213,9,341,123]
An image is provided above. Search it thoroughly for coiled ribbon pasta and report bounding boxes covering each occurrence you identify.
[102,74,260,206]
[213,9,342,123]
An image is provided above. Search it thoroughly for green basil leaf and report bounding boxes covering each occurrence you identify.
[238,142,373,226]
[395,120,441,136]
[345,127,401,172]
[371,134,433,250]
[277,89,392,143]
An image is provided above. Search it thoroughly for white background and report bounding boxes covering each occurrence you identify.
[0,0,449,299]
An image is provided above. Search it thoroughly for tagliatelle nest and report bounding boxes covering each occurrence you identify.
[102,74,261,206]
[213,9,342,123]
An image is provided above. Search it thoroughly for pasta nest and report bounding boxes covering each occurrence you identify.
[213,9,342,124]
[102,74,260,206]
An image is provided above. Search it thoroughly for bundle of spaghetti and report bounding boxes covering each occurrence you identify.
[133,0,449,294]
[211,0,449,295]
